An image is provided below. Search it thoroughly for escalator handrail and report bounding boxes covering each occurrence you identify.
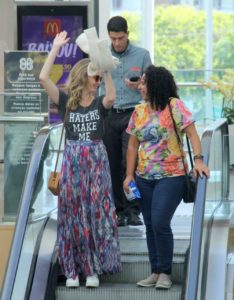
[185,118,229,300]
[1,119,229,300]
[0,123,63,300]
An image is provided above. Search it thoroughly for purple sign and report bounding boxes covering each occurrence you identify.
[20,14,86,123]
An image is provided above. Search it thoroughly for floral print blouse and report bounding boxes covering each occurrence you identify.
[126,98,194,180]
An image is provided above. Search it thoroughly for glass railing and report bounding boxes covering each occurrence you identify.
[0,92,46,220]
[177,81,223,126]
[29,124,64,219]
[0,122,63,300]
[0,91,48,292]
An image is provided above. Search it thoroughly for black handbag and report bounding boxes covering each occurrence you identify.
[168,102,197,203]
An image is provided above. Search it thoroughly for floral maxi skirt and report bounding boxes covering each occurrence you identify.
[57,140,121,279]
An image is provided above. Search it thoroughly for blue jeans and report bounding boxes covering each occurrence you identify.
[136,175,186,274]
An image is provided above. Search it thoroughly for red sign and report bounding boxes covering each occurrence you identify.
[44,19,61,37]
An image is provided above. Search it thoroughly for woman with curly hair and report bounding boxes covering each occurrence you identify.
[123,65,209,289]
[40,31,121,288]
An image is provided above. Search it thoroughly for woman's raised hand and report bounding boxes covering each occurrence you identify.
[53,31,70,49]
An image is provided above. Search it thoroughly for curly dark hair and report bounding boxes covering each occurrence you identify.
[144,65,179,110]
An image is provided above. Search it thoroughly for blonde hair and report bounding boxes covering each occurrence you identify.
[66,58,90,110]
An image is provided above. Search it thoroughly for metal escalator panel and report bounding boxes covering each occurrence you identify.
[11,218,47,300]
[2,117,230,300]
[1,123,63,300]
[28,214,57,300]
[185,119,230,300]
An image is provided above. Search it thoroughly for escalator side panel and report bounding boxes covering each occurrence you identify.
[29,216,57,300]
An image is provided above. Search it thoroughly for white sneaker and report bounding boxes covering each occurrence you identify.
[155,273,172,289]
[66,276,79,288]
[137,273,159,287]
[86,273,100,288]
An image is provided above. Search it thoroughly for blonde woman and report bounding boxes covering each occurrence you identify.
[40,31,121,288]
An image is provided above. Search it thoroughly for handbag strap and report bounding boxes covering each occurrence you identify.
[53,110,67,173]
[167,101,194,175]
[186,134,193,169]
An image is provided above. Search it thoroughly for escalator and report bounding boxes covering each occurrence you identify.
[1,118,233,300]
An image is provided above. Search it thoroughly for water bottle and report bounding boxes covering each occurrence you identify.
[124,181,141,201]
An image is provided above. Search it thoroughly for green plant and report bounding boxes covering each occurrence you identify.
[222,107,234,125]
[202,69,234,124]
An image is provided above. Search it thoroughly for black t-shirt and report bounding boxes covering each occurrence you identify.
[58,91,109,141]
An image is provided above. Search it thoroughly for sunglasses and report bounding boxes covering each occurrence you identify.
[93,75,102,82]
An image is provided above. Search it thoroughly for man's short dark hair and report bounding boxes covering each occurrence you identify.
[107,16,128,33]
